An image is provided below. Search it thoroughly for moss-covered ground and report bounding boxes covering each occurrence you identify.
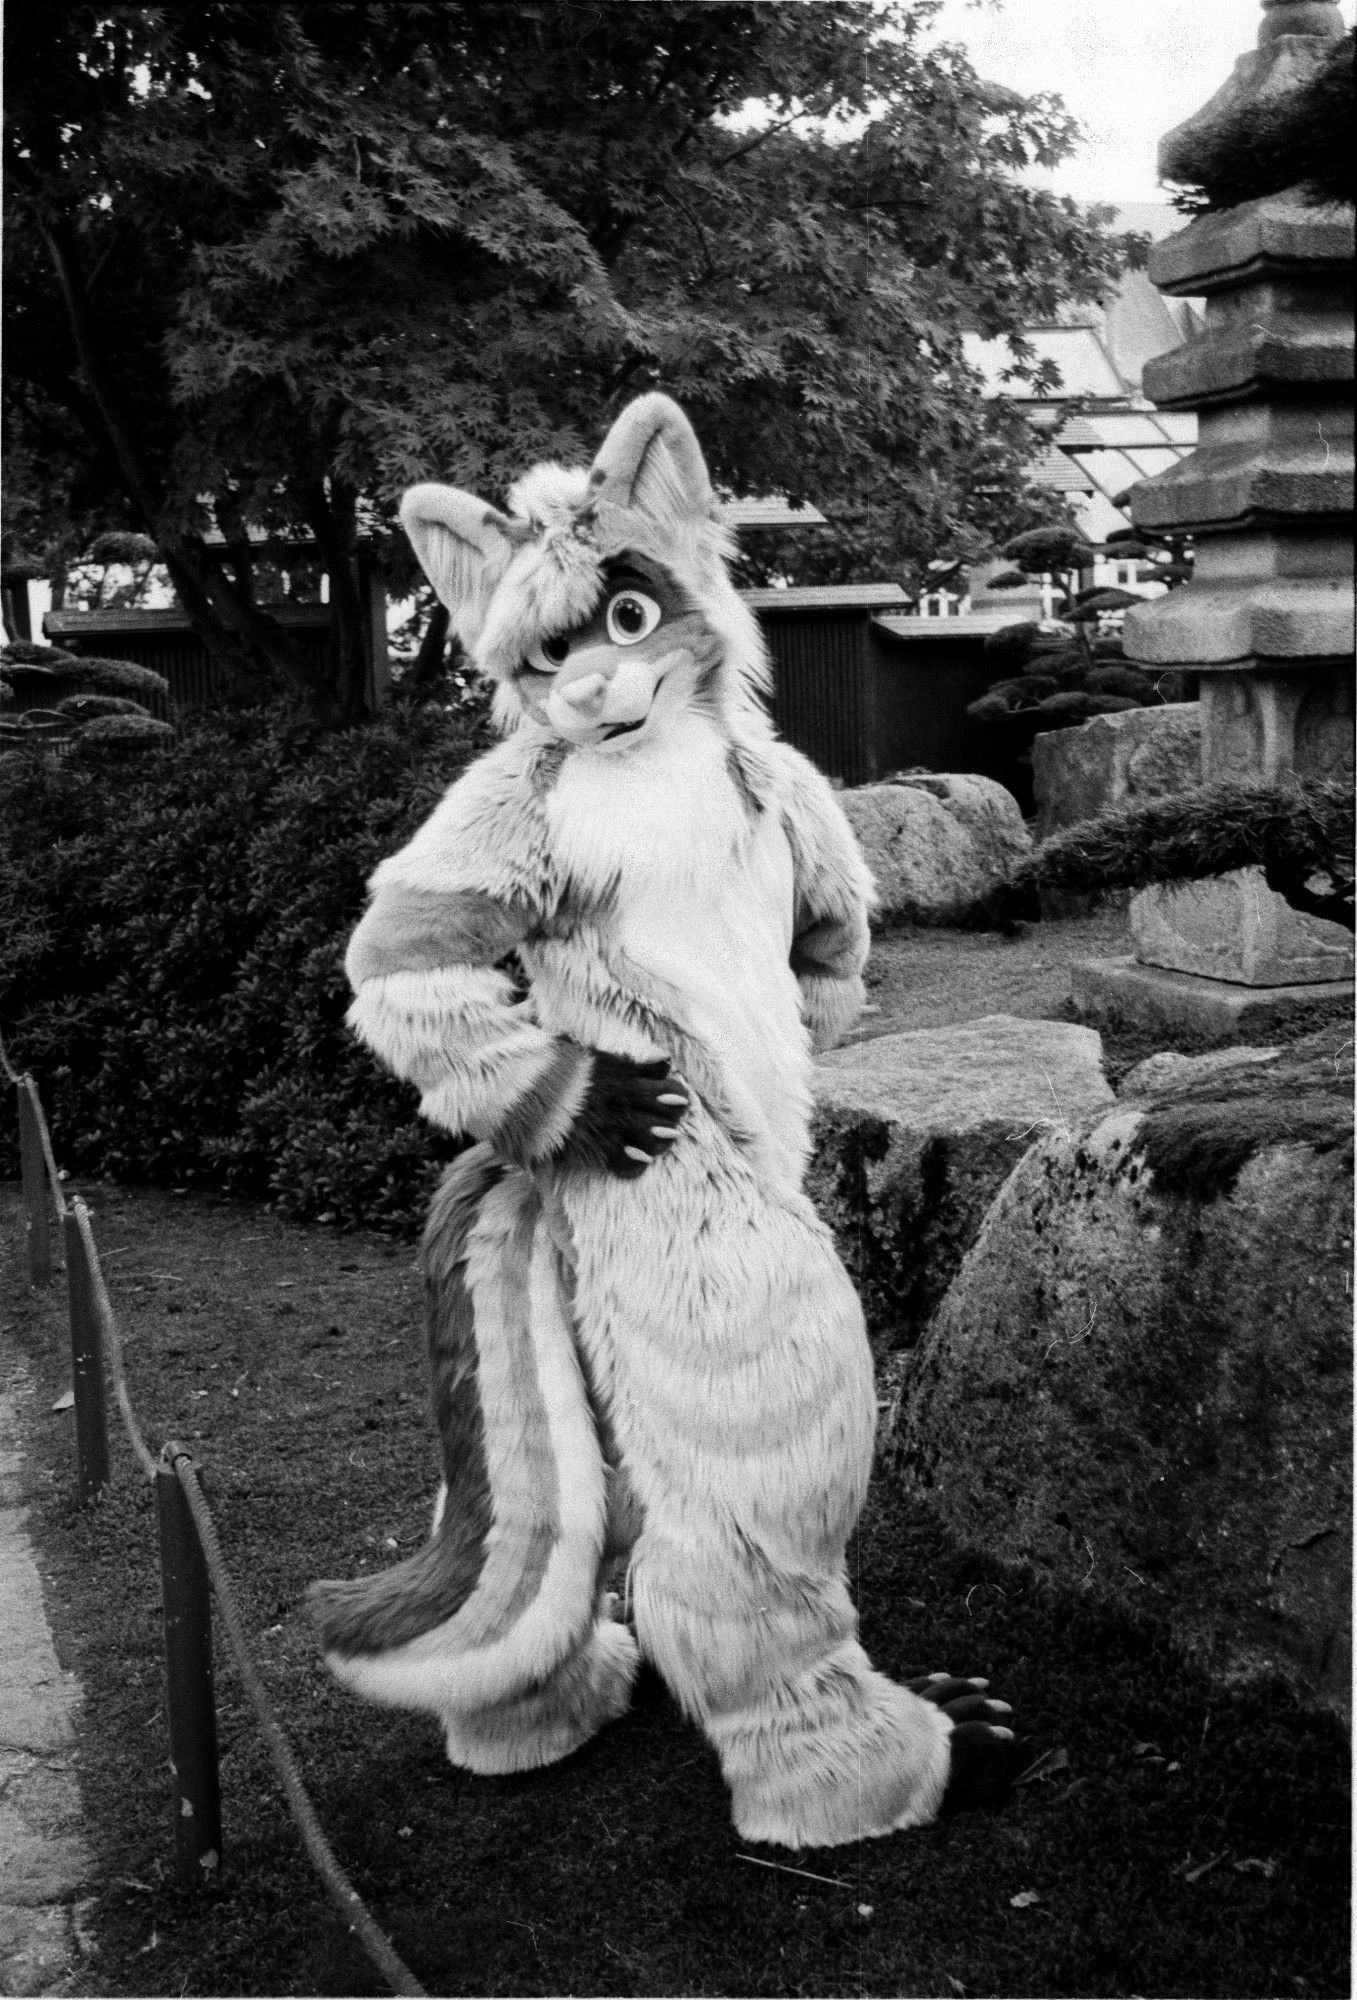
[2,1171,1348,1999]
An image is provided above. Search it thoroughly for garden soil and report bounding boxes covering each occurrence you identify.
[0,911,1349,1998]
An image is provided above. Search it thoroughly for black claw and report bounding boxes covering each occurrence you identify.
[914,1675,988,1708]
[941,1695,1012,1725]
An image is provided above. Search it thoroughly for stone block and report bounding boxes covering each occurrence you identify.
[889,1029,1354,1718]
[1118,1043,1282,1099]
[809,1015,1112,1346]
[1125,577,1356,664]
[839,773,1030,924]
[1071,953,1353,1044]
[1129,432,1354,532]
[1143,275,1355,408]
[1131,868,1355,986]
[1147,189,1354,298]
[1192,667,1356,781]
[1031,704,1200,839]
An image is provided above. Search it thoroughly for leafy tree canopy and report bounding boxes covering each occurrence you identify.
[4,2,1136,719]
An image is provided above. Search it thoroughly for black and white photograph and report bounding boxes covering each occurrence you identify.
[1,3,1352,1994]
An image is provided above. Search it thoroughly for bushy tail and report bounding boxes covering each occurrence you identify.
[309,1150,630,1768]
[309,1147,503,1659]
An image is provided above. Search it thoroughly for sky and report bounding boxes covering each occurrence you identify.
[922,0,1356,207]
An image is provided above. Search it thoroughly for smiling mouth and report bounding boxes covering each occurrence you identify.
[599,674,665,741]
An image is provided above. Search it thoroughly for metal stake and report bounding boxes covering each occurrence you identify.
[156,1449,223,1885]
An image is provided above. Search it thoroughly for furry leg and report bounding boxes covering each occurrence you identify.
[560,1125,953,1847]
[631,1538,951,1848]
[310,1148,636,1771]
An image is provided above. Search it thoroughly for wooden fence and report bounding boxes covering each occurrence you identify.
[2,1036,424,1998]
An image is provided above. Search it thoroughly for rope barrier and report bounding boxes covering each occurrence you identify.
[5,1059,427,1999]
[28,1080,68,1218]
[167,1447,427,2000]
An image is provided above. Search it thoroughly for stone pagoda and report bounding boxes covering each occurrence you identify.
[1075,0,1354,1039]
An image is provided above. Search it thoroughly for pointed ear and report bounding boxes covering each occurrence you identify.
[586,394,714,530]
[399,484,530,647]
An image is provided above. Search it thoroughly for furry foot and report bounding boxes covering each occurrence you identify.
[908,1672,1022,1815]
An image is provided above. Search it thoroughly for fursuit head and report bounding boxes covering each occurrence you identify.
[309,393,1020,1848]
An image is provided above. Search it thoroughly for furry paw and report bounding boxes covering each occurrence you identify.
[908,1672,1022,1815]
[565,1050,690,1178]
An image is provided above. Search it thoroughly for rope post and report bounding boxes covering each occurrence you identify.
[17,1079,52,1287]
[62,1208,110,1503]
[156,1446,223,1887]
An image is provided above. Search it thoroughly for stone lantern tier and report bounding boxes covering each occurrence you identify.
[1074,0,1354,1029]
[1124,192,1354,791]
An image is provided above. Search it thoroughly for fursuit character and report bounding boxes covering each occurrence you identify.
[309,394,1018,1849]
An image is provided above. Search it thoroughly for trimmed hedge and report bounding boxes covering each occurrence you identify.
[0,696,494,1233]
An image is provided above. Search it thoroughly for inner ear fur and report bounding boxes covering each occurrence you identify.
[587,394,715,527]
[399,484,530,630]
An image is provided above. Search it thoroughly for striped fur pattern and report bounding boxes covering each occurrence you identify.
[314,1150,638,1771]
[312,394,963,1847]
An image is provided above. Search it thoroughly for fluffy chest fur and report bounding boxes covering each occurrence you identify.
[530,716,812,1185]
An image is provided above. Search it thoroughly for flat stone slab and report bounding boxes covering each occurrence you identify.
[809,1015,1113,1346]
[1072,954,1354,1045]
[889,1027,1354,1719]
[0,1359,95,1998]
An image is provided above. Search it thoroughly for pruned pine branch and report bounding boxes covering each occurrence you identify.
[1021,779,1356,932]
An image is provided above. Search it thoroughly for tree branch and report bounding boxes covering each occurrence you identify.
[715,114,806,170]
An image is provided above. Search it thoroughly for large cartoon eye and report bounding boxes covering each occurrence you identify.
[525,633,571,675]
[605,590,661,646]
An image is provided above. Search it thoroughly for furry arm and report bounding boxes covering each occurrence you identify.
[345,747,685,1169]
[775,748,876,1053]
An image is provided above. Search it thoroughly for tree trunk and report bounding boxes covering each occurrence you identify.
[37,209,340,715]
[409,602,451,691]
[300,477,374,725]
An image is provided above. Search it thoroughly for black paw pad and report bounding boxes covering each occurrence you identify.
[566,1051,691,1177]
[940,1721,1024,1816]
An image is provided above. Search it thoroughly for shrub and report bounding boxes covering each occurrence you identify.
[70,657,172,701]
[69,713,176,761]
[56,694,147,721]
[0,639,79,666]
[1,648,172,755]
[968,526,1197,758]
[0,695,494,1233]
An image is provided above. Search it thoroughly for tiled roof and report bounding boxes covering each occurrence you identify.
[721,497,828,529]
[740,583,909,611]
[1026,445,1096,494]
